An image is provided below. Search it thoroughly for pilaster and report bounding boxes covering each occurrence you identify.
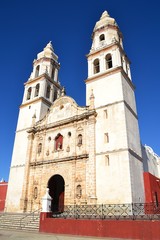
[86,114,97,203]
[20,132,35,212]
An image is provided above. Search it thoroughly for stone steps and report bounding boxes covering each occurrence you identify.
[0,212,40,232]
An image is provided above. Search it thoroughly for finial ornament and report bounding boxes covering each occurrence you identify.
[89,89,95,109]
[61,87,66,96]
[32,112,36,126]
[90,89,95,99]
[45,41,54,51]
[32,113,36,119]
[101,10,110,19]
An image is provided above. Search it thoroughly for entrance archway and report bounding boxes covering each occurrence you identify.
[48,174,65,213]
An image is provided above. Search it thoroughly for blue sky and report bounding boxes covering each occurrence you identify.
[0,0,160,181]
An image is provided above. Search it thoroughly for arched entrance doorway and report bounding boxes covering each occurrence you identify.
[48,174,65,213]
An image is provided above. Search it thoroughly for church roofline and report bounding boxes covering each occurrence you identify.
[33,56,60,68]
[27,94,94,130]
[92,24,120,39]
[143,145,160,159]
[25,73,61,89]
[85,66,135,91]
[30,154,89,167]
[92,10,118,33]
[86,41,130,63]
[20,96,52,109]
[52,95,87,109]
[28,108,96,134]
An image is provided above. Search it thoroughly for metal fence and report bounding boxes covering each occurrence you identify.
[52,203,160,220]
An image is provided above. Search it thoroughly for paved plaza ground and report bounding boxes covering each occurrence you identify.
[0,229,132,240]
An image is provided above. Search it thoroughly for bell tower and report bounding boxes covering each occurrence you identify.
[86,11,144,204]
[6,42,62,212]
[18,41,61,130]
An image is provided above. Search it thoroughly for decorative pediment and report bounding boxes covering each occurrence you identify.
[35,96,91,128]
[47,96,87,124]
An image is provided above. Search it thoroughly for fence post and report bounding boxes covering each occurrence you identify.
[131,203,135,220]
[102,204,104,219]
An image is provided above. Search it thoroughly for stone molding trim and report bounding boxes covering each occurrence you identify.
[87,42,117,57]
[128,148,143,162]
[96,148,142,162]
[85,66,135,91]
[20,96,51,109]
[30,154,89,167]
[25,73,61,88]
[96,100,138,119]
[124,100,138,119]
[10,164,25,168]
[28,110,97,134]
[33,57,60,69]
[16,127,31,133]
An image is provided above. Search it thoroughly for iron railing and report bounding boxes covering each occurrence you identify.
[52,203,160,220]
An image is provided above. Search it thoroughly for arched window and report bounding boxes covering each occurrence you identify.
[35,65,40,78]
[37,143,42,154]
[55,134,63,150]
[46,85,51,99]
[34,83,40,97]
[27,87,32,100]
[105,54,113,69]
[76,185,82,199]
[77,134,82,147]
[53,89,57,101]
[51,67,55,80]
[93,59,100,74]
[99,34,105,41]
[33,187,38,199]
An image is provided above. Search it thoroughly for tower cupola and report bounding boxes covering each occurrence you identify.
[86,10,131,93]
[93,11,117,31]
[18,42,62,130]
[90,11,123,53]
[30,41,60,83]
[22,42,62,112]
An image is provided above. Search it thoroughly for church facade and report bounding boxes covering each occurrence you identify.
[5,11,145,213]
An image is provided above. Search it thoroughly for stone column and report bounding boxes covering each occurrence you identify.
[115,46,122,67]
[50,84,54,102]
[40,80,46,97]
[54,69,58,82]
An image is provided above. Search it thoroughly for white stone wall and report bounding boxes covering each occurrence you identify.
[95,101,144,203]
[121,75,136,113]
[96,151,132,204]
[5,129,31,212]
[5,166,26,212]
[129,154,145,203]
[125,106,142,155]
[95,103,128,152]
[86,72,123,108]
